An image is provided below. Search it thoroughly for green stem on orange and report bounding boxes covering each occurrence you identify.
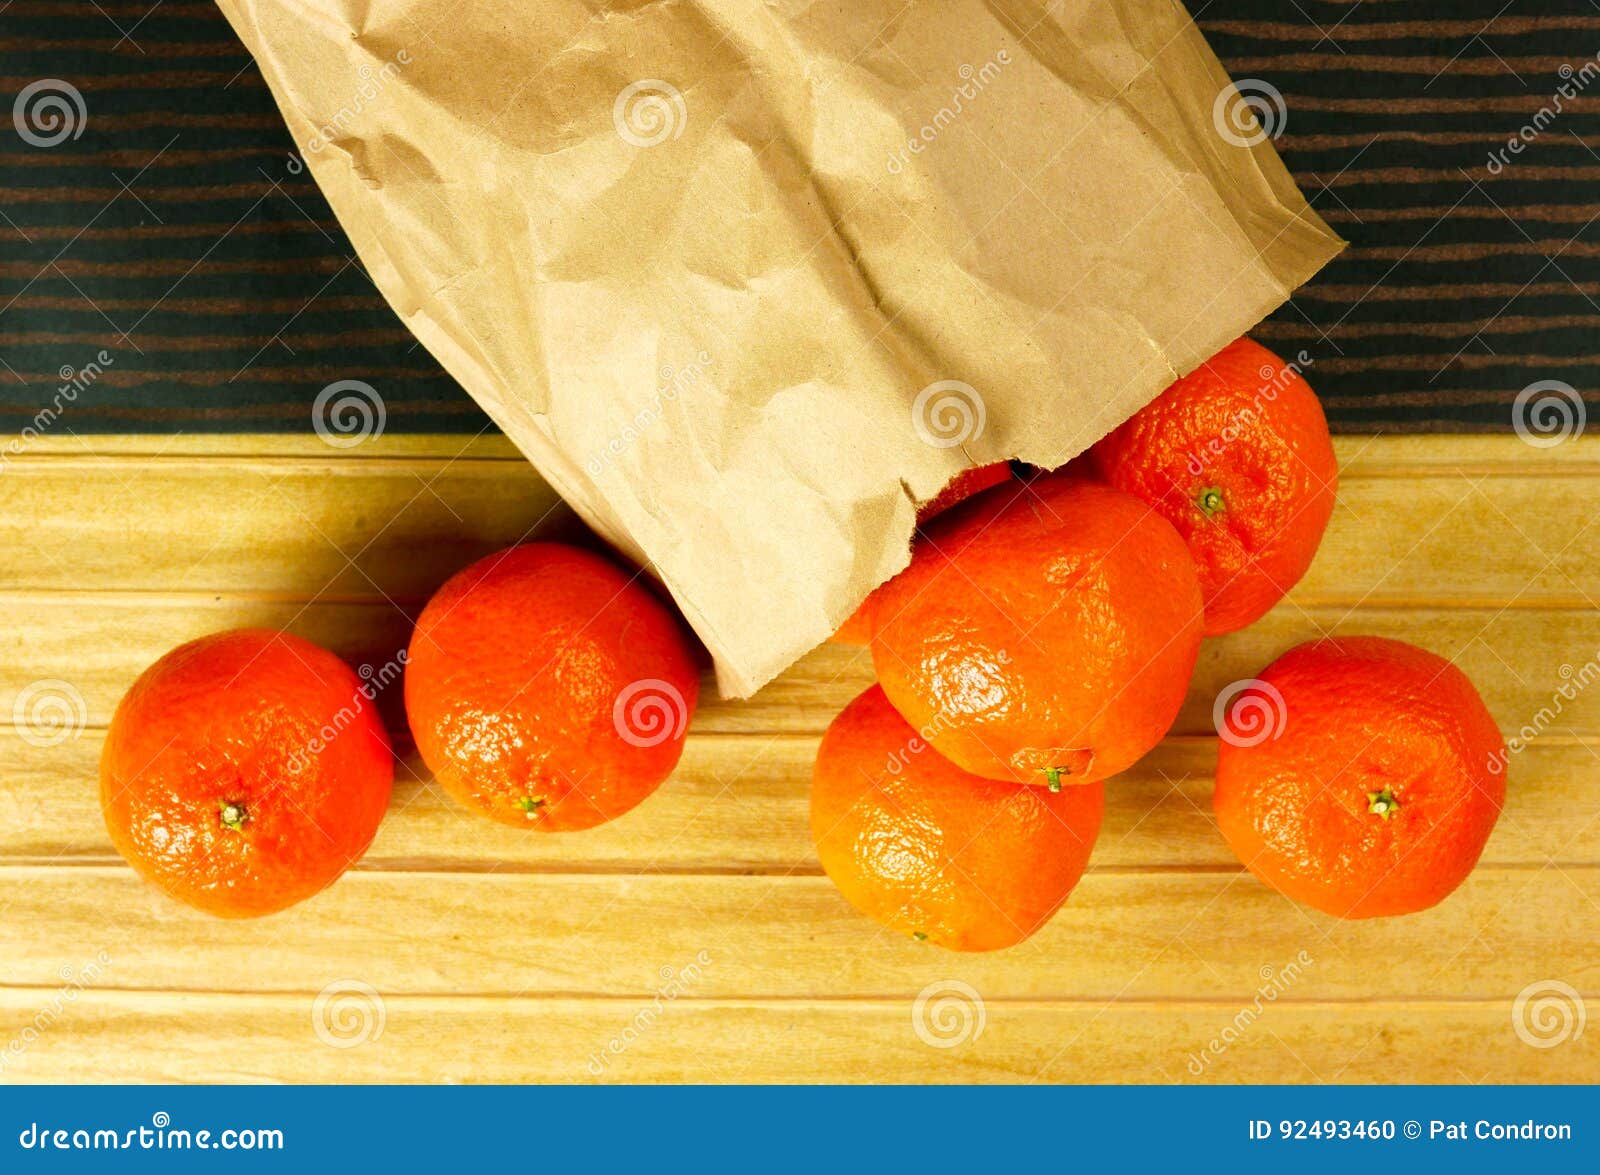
[912,931,929,942]
[515,796,546,818]
[1196,485,1226,518]
[1044,766,1065,792]
[1366,787,1400,819]
[218,801,248,832]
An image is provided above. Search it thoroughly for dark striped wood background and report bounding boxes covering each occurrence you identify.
[2,0,1597,433]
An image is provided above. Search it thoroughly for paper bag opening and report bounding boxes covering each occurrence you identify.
[217,0,1343,696]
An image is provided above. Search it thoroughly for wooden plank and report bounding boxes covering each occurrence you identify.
[0,992,1589,1083]
[7,732,1593,871]
[0,439,1597,609]
[0,433,1592,1085]
[0,730,816,874]
[1182,608,1600,741]
[1293,472,1600,608]
[0,867,1592,1002]
[0,459,580,602]
[5,600,1600,738]
[1333,435,1600,474]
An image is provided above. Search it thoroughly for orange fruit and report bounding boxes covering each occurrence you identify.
[405,543,699,831]
[831,609,876,646]
[871,474,1203,786]
[915,461,1015,523]
[832,462,1014,646]
[811,685,1103,951]
[100,628,394,918]
[1214,636,1505,919]
[1088,337,1337,635]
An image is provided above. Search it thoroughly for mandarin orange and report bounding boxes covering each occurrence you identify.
[870,474,1203,786]
[100,628,394,918]
[405,543,699,831]
[812,685,1103,951]
[1214,636,1505,918]
[1089,338,1337,635]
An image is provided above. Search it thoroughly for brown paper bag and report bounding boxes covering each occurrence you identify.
[216,0,1342,696]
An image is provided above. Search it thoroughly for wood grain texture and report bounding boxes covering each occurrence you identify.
[1,866,1594,1002]
[9,733,1597,871]
[7,602,1600,740]
[0,433,1595,1084]
[0,995,1588,1084]
[3,439,1598,605]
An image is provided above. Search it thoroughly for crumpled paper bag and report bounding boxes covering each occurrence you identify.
[217,0,1343,696]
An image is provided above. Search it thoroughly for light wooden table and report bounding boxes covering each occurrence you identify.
[1,433,1595,1083]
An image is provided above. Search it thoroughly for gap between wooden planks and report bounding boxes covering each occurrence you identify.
[0,433,1595,1083]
